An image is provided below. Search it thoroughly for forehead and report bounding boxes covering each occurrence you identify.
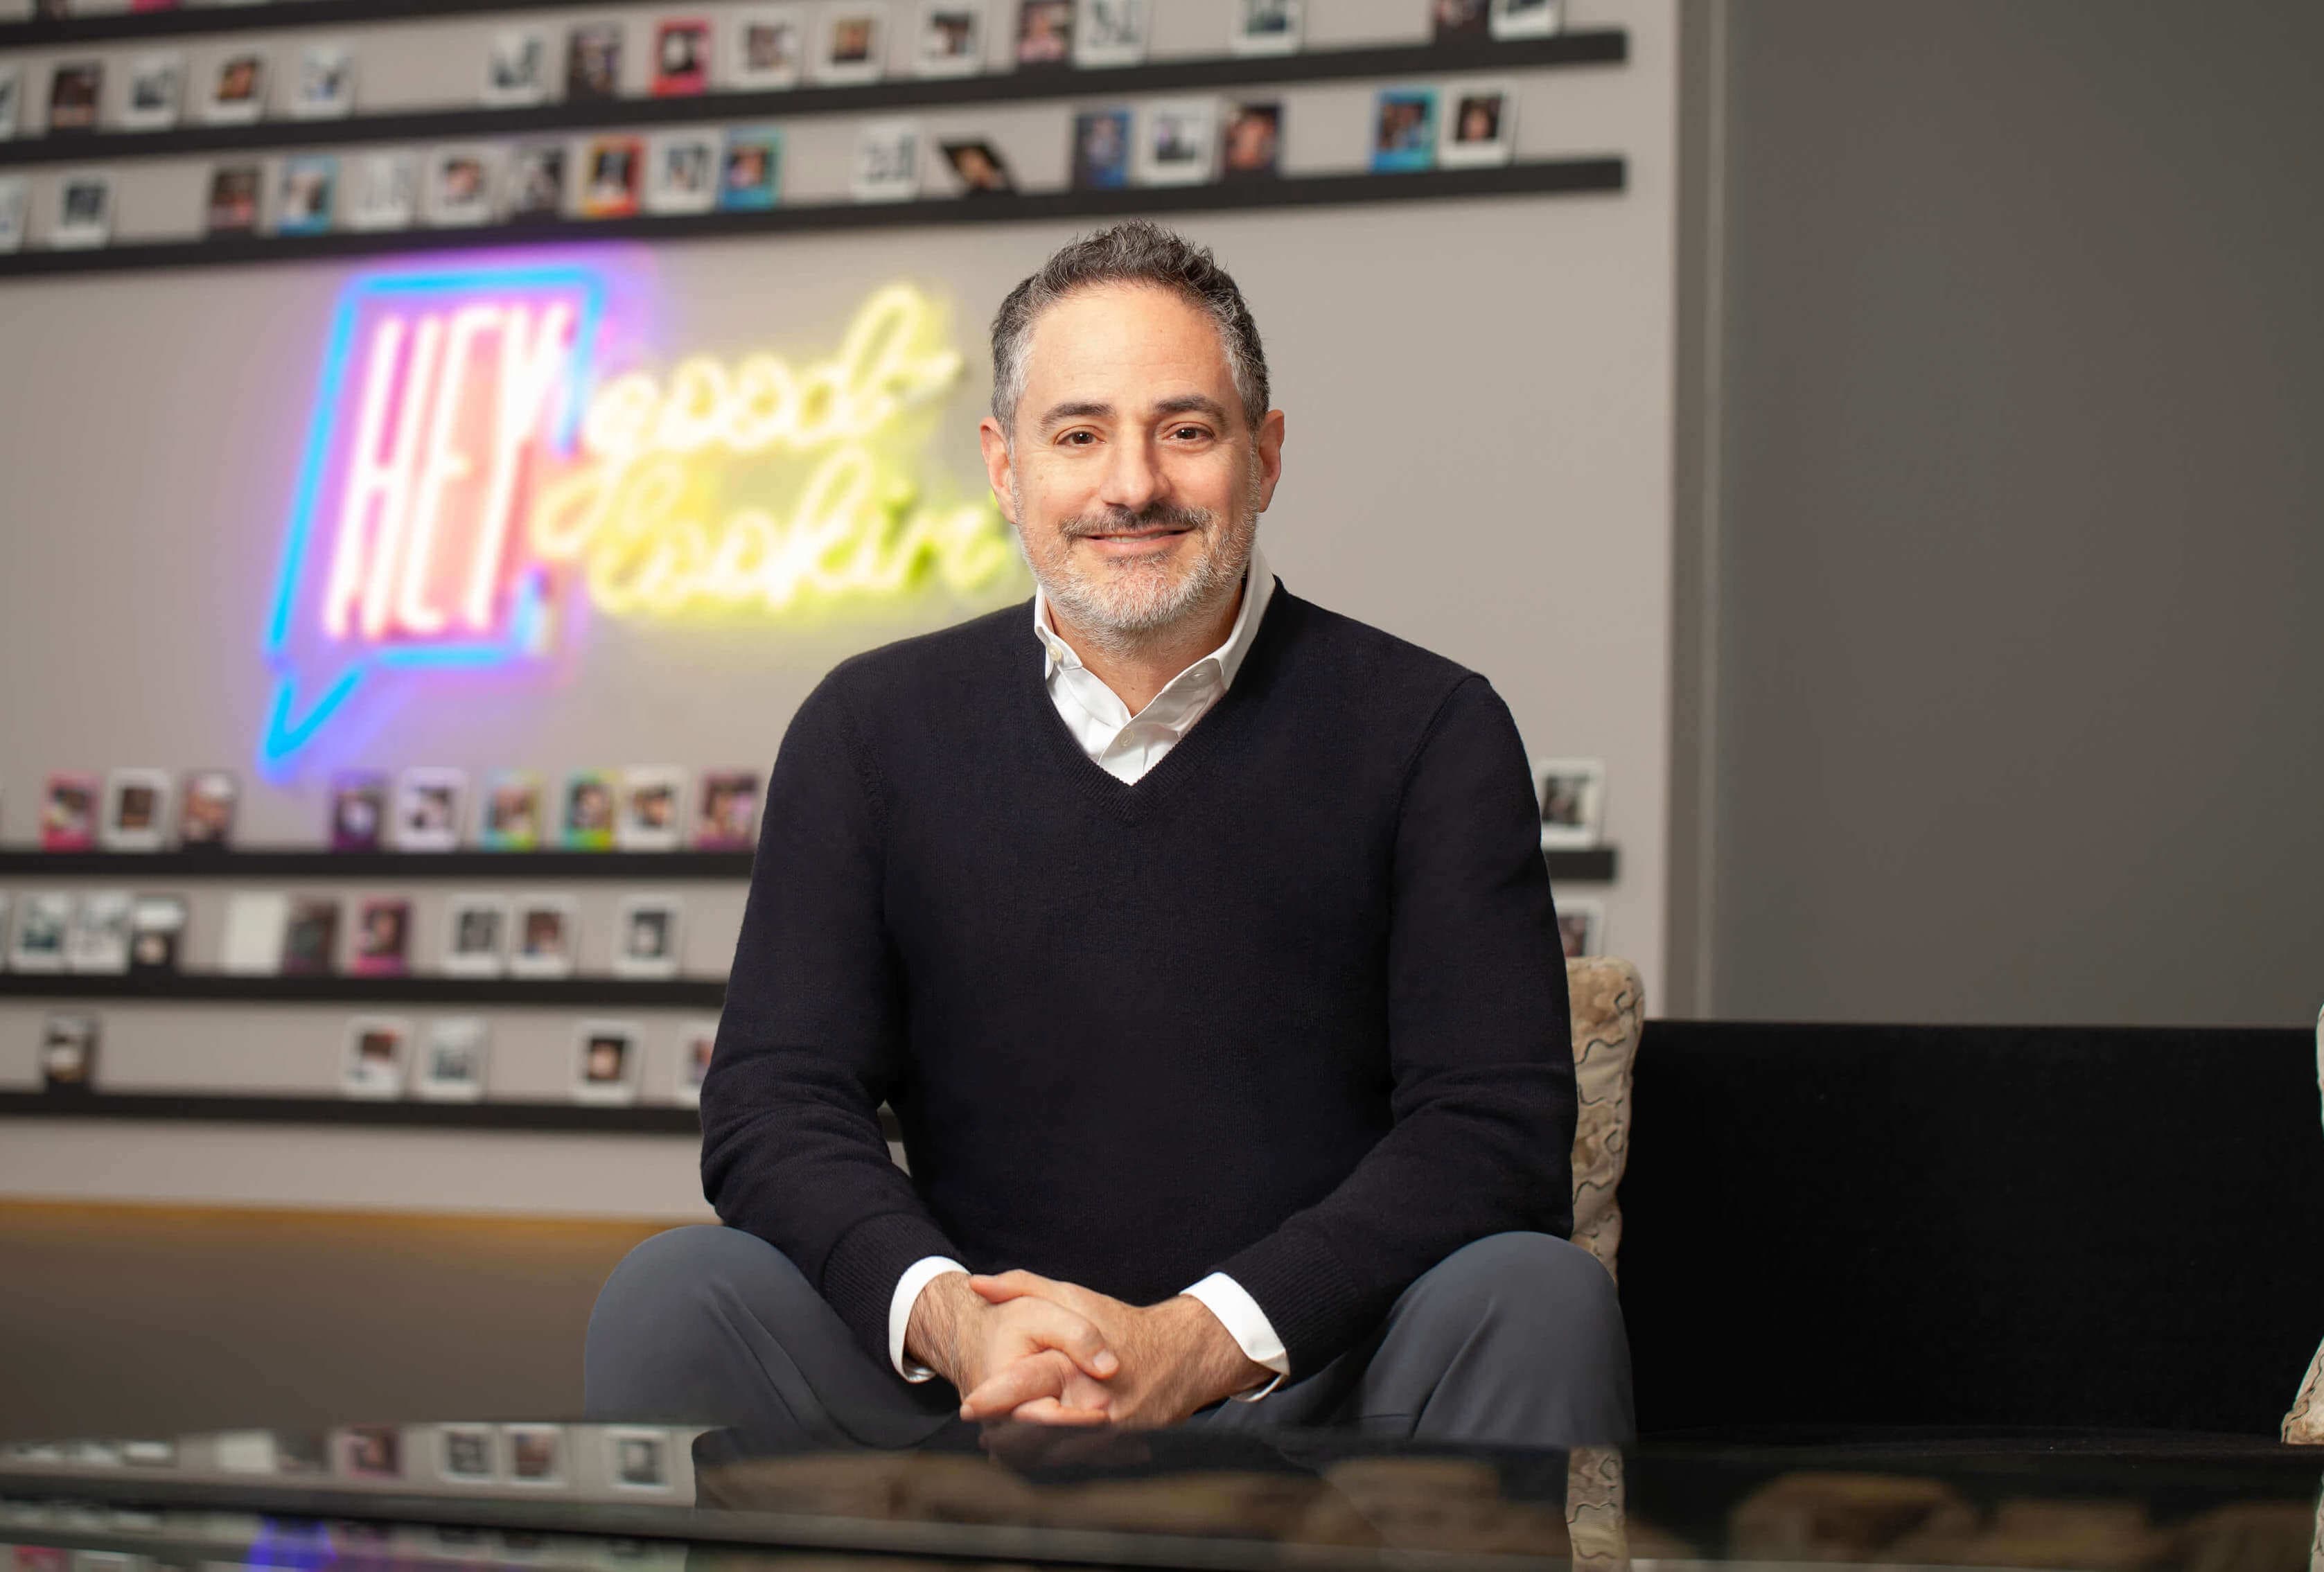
[1021,283,1233,399]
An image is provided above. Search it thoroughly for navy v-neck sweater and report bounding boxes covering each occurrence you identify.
[701,583,1577,1379]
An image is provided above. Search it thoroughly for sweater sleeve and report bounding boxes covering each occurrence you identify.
[1211,673,1578,1376]
[698,671,965,1370]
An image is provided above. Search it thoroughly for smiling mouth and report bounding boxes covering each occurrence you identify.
[1084,525,1193,541]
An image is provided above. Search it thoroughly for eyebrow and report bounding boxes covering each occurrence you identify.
[1035,394,1235,434]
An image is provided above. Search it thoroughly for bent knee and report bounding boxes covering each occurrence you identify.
[594,1225,802,1325]
[1432,1232,1621,1330]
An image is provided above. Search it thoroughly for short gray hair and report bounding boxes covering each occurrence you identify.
[989,220,1270,441]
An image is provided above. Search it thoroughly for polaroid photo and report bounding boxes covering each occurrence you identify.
[578,137,643,218]
[1136,100,1218,186]
[275,153,338,236]
[1370,86,1438,173]
[0,893,10,967]
[441,894,510,977]
[1438,82,1515,168]
[292,43,357,119]
[502,1424,565,1486]
[613,893,683,979]
[417,1018,490,1103]
[1073,0,1146,67]
[915,3,983,78]
[351,897,413,976]
[335,1424,403,1480]
[718,127,782,210]
[426,145,500,227]
[813,4,888,85]
[1014,0,1072,69]
[330,770,389,851]
[0,176,26,253]
[477,770,545,849]
[617,767,687,850]
[394,767,467,851]
[344,150,421,231]
[219,891,289,974]
[128,895,186,975]
[100,768,172,851]
[280,895,342,975]
[940,137,1012,195]
[1431,0,1490,43]
[66,891,133,973]
[692,769,762,850]
[1220,99,1282,179]
[1228,0,1300,56]
[1533,757,1605,849]
[1490,0,1561,39]
[42,773,99,849]
[0,64,21,141]
[342,1016,412,1099]
[437,1423,498,1483]
[509,894,578,978]
[724,6,806,89]
[1070,106,1132,189]
[205,162,262,235]
[572,1021,643,1105]
[201,51,268,125]
[482,28,550,107]
[652,16,714,95]
[504,141,567,222]
[176,769,238,849]
[852,119,922,202]
[565,21,625,100]
[604,1429,674,1493]
[49,170,113,249]
[1556,897,1603,962]
[644,132,719,215]
[41,1014,99,1094]
[120,53,185,131]
[12,893,73,972]
[674,1018,717,1106]
[561,768,618,848]
[46,62,101,134]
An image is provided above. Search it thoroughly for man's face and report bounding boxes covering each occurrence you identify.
[980,283,1285,644]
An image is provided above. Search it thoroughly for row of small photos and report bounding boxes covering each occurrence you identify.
[35,1009,714,1106]
[24,765,763,853]
[1,887,695,978]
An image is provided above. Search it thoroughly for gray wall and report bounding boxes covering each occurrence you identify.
[1687,0,2324,1025]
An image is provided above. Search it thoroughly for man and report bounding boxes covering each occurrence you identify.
[586,221,1632,1449]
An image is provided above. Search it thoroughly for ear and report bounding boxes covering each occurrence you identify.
[1251,408,1286,513]
[978,416,1019,524]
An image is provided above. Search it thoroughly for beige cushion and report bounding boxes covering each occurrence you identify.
[1567,956,1644,1280]
[2282,1007,2324,1443]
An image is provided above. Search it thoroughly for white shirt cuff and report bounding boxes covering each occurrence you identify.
[889,1255,967,1381]
[1181,1271,1290,1402]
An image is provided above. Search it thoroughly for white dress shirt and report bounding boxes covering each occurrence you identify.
[887,543,1291,1402]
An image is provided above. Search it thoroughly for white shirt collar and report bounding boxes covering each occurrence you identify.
[1032,538,1275,691]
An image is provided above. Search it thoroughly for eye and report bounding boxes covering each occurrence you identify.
[1168,425,1211,441]
[1059,430,1097,446]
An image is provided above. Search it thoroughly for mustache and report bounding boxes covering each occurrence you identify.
[1061,502,1214,538]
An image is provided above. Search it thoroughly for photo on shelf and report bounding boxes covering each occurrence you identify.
[915,3,983,78]
[120,53,186,131]
[344,150,421,232]
[477,770,545,849]
[425,145,500,227]
[275,154,338,236]
[200,51,268,125]
[291,44,358,120]
[1220,99,1282,180]
[1556,897,1603,961]
[502,1424,563,1485]
[219,891,288,975]
[41,773,99,851]
[441,894,510,978]
[572,1020,643,1106]
[1227,0,1301,57]
[482,28,551,107]
[100,768,173,851]
[1136,100,1220,187]
[41,1014,99,1095]
[852,120,922,202]
[616,768,687,850]
[1069,107,1131,189]
[351,896,413,976]
[813,5,887,85]
[177,769,238,850]
[1438,82,1515,168]
[50,171,112,249]
[0,66,21,141]
[127,895,186,975]
[504,141,568,222]
[46,62,102,134]
[675,1018,716,1105]
[509,893,577,978]
[613,893,683,979]
[579,138,644,218]
[0,894,10,969]
[0,177,25,254]
[1369,86,1438,173]
[65,891,132,973]
[205,162,263,235]
[651,17,714,96]
[12,893,72,973]
[561,768,618,849]
[394,767,467,851]
[692,769,762,849]
[940,137,1013,195]
[1072,0,1147,68]
[1014,0,1072,69]
[1431,0,1490,43]
[329,770,389,851]
[335,1424,401,1481]
[644,132,719,215]
[565,22,626,100]
[604,1428,673,1492]
[417,1017,490,1102]
[718,127,782,210]
[280,895,342,975]
[342,1015,412,1099]
[1533,756,1605,849]
[437,1422,497,1479]
[724,6,805,89]
[1490,0,1562,39]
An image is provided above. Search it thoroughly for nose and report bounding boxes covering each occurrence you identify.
[1098,432,1164,515]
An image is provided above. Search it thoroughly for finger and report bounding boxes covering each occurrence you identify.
[1015,1300,1121,1380]
[966,1269,1058,1303]
[959,1350,1074,1421]
[1007,1396,1111,1427]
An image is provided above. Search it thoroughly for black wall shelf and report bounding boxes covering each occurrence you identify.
[0,1088,703,1133]
[0,33,1628,170]
[0,157,1625,281]
[0,972,725,1007]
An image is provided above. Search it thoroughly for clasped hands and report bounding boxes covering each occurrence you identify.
[904,1269,1271,1433]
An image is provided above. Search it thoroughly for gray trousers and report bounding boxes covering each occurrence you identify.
[584,1228,1633,1451]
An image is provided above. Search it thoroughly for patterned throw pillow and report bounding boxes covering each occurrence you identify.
[2282,1007,2324,1442]
[1565,956,1644,1280]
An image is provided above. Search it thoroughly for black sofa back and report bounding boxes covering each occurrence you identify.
[1616,1021,2324,1439]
